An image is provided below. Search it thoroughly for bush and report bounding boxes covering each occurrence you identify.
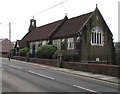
[18,47,29,57]
[53,50,69,61]
[53,50,79,61]
[11,48,16,56]
[36,45,57,59]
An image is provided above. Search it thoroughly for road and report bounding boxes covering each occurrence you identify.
[1,58,119,93]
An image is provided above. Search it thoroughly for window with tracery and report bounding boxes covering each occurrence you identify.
[91,26,103,46]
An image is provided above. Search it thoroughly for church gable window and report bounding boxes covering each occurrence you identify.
[91,26,104,46]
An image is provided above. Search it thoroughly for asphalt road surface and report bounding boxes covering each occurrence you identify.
[1,58,119,94]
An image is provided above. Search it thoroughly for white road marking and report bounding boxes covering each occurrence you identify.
[0,62,6,65]
[16,67,22,70]
[73,85,102,94]
[9,65,21,70]
[9,65,17,68]
[1,69,4,71]
[28,70,54,80]
[0,69,4,71]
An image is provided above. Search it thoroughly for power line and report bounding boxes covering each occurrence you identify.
[25,0,69,19]
[2,0,69,24]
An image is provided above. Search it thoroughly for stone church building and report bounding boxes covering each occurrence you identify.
[15,6,116,64]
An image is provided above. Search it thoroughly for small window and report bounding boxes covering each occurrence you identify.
[32,21,34,26]
[42,41,46,45]
[35,42,40,48]
[53,39,61,49]
[67,38,74,49]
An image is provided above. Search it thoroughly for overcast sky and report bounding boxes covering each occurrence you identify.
[0,0,119,42]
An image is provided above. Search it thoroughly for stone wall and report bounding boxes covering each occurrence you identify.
[12,56,120,78]
[80,9,116,65]
[62,61,119,77]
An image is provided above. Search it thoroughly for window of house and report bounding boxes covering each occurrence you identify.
[76,37,80,50]
[53,39,61,49]
[30,42,34,49]
[61,39,65,50]
[35,42,40,52]
[91,26,103,46]
[42,41,46,45]
[67,38,74,49]
[35,42,39,48]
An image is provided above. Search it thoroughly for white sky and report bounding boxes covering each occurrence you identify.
[0,0,119,42]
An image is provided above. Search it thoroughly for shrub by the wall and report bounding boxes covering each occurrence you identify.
[54,50,79,62]
[53,50,71,61]
[18,47,29,57]
[36,45,57,59]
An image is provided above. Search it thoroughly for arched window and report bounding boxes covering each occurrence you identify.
[91,26,103,46]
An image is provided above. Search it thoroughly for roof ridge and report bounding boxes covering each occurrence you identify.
[68,11,93,20]
[48,15,68,39]
[52,11,93,39]
[37,19,63,29]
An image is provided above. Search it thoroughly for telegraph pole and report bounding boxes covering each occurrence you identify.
[9,22,11,41]
[8,22,11,60]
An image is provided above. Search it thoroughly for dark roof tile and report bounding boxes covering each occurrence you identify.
[52,12,93,39]
[23,20,62,42]
[19,11,93,48]
[17,40,27,48]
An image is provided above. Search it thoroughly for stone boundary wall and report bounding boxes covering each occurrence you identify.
[12,56,120,78]
[62,61,120,77]
[29,58,58,67]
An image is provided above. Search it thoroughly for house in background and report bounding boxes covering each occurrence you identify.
[15,6,116,65]
[0,38,14,56]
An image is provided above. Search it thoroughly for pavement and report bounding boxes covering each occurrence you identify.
[54,67,120,84]
[27,61,120,84]
[2,58,120,85]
